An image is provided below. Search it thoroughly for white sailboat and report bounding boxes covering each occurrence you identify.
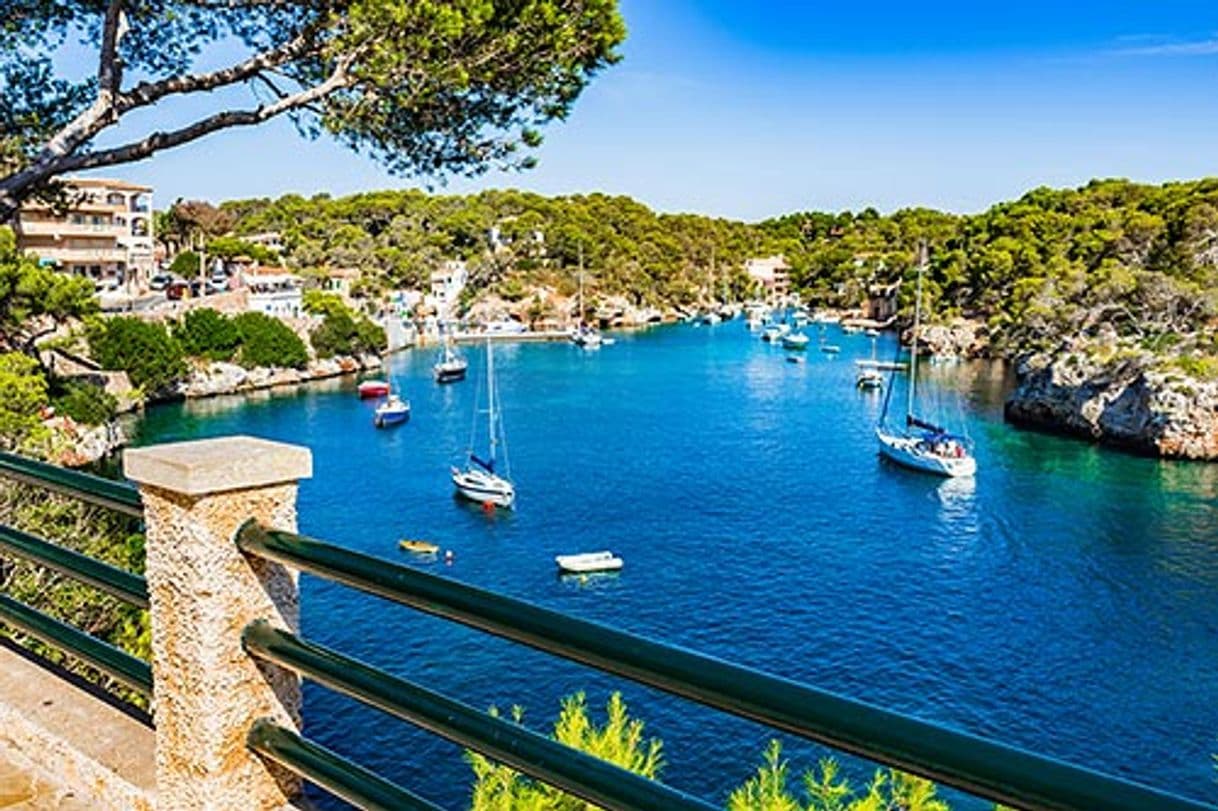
[570,247,603,348]
[856,336,885,389]
[433,335,468,383]
[876,247,977,478]
[452,340,516,508]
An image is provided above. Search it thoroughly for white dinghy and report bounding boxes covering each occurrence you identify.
[556,551,624,574]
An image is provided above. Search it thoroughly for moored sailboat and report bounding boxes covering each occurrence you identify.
[374,394,410,427]
[452,340,516,508]
[876,246,976,478]
[433,336,468,383]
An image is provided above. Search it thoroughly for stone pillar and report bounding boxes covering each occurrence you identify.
[124,436,312,811]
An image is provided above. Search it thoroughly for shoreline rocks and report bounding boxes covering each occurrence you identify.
[44,416,129,468]
[915,319,989,358]
[1004,350,1218,461]
[177,354,382,400]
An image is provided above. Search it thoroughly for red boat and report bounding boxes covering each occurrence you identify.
[357,380,391,399]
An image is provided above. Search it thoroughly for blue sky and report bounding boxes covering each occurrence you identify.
[81,0,1218,220]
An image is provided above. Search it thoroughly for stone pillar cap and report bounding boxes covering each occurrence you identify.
[124,435,312,496]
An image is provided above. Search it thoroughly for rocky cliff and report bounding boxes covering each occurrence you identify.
[1004,350,1218,460]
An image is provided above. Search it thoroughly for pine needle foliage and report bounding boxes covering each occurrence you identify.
[467,692,663,811]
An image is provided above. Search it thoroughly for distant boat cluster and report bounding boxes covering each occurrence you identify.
[736,283,977,479]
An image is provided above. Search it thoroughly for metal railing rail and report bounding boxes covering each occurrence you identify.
[242,621,715,811]
[0,595,152,694]
[247,719,443,811]
[237,520,1216,811]
[0,453,149,695]
[0,451,143,517]
[0,525,148,607]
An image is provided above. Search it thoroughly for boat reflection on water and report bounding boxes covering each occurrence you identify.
[555,569,623,590]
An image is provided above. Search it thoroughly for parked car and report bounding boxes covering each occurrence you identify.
[166,280,203,300]
[150,273,173,292]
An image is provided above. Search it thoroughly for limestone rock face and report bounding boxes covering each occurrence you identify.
[180,355,379,399]
[915,319,988,358]
[1004,351,1218,460]
[45,416,128,467]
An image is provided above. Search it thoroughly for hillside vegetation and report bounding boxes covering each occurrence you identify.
[222,179,1218,368]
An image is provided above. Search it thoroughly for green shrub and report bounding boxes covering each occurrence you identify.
[232,312,309,369]
[86,317,186,394]
[1173,354,1218,381]
[301,290,348,318]
[0,352,49,450]
[174,308,240,361]
[52,381,117,425]
[168,250,201,278]
[309,308,386,359]
[204,236,276,264]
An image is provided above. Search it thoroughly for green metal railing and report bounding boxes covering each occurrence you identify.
[248,719,444,811]
[243,620,714,811]
[0,453,150,695]
[0,595,151,693]
[236,520,1217,811]
[0,452,143,517]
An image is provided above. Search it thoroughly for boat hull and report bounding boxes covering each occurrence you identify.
[434,364,467,383]
[374,409,410,427]
[556,553,623,574]
[452,468,515,508]
[358,382,390,399]
[875,429,976,478]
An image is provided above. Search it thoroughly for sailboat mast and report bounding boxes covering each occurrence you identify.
[486,339,497,464]
[907,245,925,421]
[578,243,584,327]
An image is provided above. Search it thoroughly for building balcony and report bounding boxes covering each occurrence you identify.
[16,220,126,238]
[27,246,128,264]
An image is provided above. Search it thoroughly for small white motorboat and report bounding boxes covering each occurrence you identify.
[556,551,624,574]
[821,344,841,354]
[781,332,810,350]
[761,323,790,342]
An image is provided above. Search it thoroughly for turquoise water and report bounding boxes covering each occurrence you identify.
[131,323,1218,808]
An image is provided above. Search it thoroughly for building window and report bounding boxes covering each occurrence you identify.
[106,192,126,206]
[132,219,149,237]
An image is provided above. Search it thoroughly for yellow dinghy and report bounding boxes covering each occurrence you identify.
[399,539,440,555]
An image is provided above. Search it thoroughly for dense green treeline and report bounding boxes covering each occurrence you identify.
[222,179,1218,368]
[763,178,1218,360]
[222,189,766,307]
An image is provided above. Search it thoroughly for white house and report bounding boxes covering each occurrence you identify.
[428,260,468,312]
[246,271,303,318]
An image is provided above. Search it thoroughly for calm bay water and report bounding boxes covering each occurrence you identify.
[130,323,1218,809]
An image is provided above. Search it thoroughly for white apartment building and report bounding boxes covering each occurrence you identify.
[745,256,792,300]
[14,178,155,290]
[246,271,303,318]
[428,260,468,312]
